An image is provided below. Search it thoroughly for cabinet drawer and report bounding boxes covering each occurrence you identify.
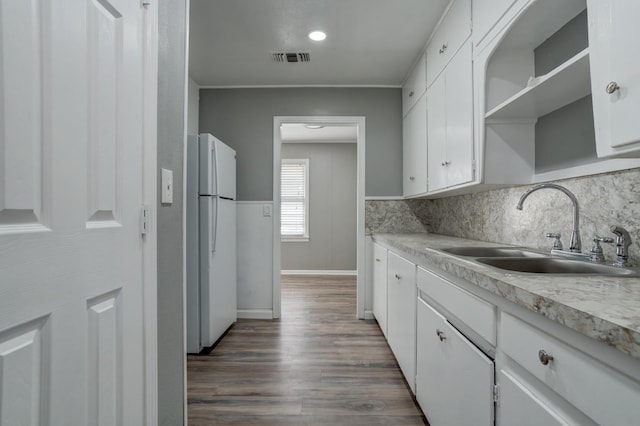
[500,313,640,426]
[426,0,471,88]
[402,53,427,116]
[417,267,496,345]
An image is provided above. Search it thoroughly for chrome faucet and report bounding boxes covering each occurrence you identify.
[516,183,581,253]
[610,225,632,267]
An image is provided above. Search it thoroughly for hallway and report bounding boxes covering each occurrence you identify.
[187,275,427,425]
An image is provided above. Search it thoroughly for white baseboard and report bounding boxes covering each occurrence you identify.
[281,270,357,276]
[237,309,274,319]
[364,310,375,320]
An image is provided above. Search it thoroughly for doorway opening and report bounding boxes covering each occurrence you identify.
[273,116,366,319]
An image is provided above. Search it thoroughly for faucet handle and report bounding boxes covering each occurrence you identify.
[589,236,614,263]
[546,233,563,250]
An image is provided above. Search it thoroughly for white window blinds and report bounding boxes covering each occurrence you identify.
[281,159,309,239]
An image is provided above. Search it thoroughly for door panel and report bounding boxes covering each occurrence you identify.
[0,0,148,424]
[0,0,44,226]
[0,318,47,425]
[87,0,122,224]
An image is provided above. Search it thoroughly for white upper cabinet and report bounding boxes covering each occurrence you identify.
[473,0,519,47]
[403,93,428,197]
[587,0,640,158]
[402,53,427,116]
[426,0,471,88]
[427,42,475,192]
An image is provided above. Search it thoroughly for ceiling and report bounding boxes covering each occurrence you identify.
[189,0,450,87]
[280,123,357,143]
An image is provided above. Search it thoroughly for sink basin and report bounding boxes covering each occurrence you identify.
[477,257,640,276]
[442,247,547,258]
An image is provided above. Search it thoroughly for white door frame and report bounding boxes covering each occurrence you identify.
[272,116,366,319]
[142,1,158,423]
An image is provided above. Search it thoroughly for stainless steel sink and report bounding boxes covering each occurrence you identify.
[442,247,547,258]
[476,257,640,276]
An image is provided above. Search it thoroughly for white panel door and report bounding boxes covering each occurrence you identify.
[0,0,149,424]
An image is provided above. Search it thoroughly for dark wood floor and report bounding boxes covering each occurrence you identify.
[187,275,428,425]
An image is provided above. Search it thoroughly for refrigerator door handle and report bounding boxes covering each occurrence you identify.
[211,197,218,253]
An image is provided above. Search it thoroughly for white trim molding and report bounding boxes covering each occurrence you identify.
[142,0,158,423]
[273,116,366,320]
[281,270,358,276]
[364,196,405,201]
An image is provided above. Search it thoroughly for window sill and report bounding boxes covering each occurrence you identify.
[281,236,310,243]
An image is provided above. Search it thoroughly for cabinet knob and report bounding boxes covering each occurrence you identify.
[438,43,448,54]
[409,90,414,97]
[409,176,415,181]
[375,258,381,262]
[436,329,447,342]
[395,274,401,280]
[441,161,450,166]
[538,349,554,365]
[606,81,620,94]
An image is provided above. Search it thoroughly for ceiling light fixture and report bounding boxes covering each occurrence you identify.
[308,30,326,41]
[305,124,324,129]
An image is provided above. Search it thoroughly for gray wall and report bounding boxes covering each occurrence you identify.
[157,0,186,424]
[281,143,357,271]
[199,88,402,199]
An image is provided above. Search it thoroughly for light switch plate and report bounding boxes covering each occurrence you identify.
[161,168,173,204]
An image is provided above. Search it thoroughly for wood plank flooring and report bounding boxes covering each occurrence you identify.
[187,275,428,425]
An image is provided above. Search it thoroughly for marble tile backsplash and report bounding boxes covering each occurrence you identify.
[366,168,640,266]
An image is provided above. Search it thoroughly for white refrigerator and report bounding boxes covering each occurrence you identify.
[186,133,237,353]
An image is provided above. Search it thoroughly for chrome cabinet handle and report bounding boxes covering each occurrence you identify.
[375,258,381,262]
[395,274,401,280]
[409,90,415,97]
[409,176,415,181]
[538,349,554,365]
[606,81,620,94]
[441,161,450,166]
[438,43,448,54]
[436,329,446,341]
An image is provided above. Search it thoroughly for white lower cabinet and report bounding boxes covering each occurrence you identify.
[372,242,388,337]
[416,295,494,426]
[497,369,571,426]
[386,251,417,393]
[497,313,640,426]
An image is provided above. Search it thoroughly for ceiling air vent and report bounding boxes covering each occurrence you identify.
[271,52,311,63]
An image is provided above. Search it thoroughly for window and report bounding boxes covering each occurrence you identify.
[281,158,309,241]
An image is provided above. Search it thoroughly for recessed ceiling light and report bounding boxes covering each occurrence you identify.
[305,124,324,129]
[308,31,326,41]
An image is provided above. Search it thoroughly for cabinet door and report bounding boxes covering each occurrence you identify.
[426,0,472,88]
[372,243,388,337]
[427,73,447,192]
[403,53,427,115]
[444,42,474,187]
[416,297,494,426]
[387,252,417,393]
[588,0,640,157]
[403,93,428,196]
[497,369,571,426]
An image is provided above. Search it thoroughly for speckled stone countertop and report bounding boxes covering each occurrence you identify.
[372,233,640,361]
